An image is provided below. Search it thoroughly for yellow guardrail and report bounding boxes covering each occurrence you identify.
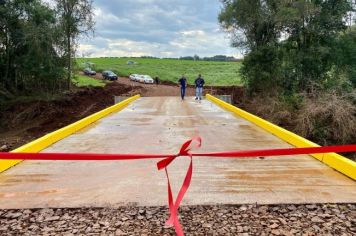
[0,94,141,173]
[206,94,356,180]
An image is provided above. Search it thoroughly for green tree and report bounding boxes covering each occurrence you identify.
[219,0,282,93]
[219,0,353,93]
[0,0,65,97]
[331,25,356,89]
[55,0,95,90]
[279,0,352,92]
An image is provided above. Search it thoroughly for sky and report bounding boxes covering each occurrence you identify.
[76,0,241,58]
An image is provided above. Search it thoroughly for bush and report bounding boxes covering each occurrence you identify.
[241,45,282,94]
[241,95,294,127]
[242,91,356,147]
[295,92,356,145]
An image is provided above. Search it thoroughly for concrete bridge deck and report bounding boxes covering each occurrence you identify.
[0,97,355,209]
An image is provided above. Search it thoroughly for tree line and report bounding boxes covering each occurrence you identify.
[219,0,356,146]
[0,0,94,103]
[219,0,356,94]
[179,55,241,61]
[118,55,242,61]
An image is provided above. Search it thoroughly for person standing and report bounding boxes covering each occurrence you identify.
[154,76,160,86]
[194,74,205,100]
[178,75,187,100]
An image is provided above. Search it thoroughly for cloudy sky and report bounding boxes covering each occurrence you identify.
[77,0,241,58]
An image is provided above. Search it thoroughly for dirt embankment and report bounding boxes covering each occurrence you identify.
[0,83,136,151]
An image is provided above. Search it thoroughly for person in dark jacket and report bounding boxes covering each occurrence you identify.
[178,75,187,100]
[194,74,205,100]
[154,76,160,86]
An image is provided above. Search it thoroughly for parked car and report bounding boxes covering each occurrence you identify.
[142,75,154,84]
[83,68,96,76]
[129,74,139,81]
[102,71,118,81]
[136,75,145,83]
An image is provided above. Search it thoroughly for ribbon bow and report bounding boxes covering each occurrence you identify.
[156,137,202,236]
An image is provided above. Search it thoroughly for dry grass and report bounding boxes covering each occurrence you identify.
[242,91,356,160]
[295,92,356,145]
[242,95,294,128]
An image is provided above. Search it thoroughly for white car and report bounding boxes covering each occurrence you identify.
[129,74,140,81]
[142,75,154,84]
[136,75,145,83]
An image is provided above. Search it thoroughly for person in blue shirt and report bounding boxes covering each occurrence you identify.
[194,74,205,100]
[178,75,187,100]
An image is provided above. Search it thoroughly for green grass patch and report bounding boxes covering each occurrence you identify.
[77,58,242,86]
[72,74,107,87]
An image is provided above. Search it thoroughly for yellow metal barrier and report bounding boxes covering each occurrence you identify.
[0,94,141,173]
[206,94,356,180]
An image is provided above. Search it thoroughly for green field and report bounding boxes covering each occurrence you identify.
[76,58,242,86]
[72,74,107,87]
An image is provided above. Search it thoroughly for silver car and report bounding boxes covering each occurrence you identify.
[129,74,139,81]
[142,75,154,84]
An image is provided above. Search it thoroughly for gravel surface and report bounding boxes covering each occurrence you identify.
[0,204,355,235]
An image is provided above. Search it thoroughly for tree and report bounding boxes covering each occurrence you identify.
[0,0,65,97]
[219,0,353,93]
[331,25,356,88]
[55,0,94,89]
[278,0,352,92]
[219,0,281,93]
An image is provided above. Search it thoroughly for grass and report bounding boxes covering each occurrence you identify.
[72,74,107,87]
[77,57,242,86]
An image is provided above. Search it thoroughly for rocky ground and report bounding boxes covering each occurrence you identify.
[0,204,355,235]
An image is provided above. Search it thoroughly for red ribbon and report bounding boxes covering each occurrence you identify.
[156,137,202,236]
[1,138,355,236]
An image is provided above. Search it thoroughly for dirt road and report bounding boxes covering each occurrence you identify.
[94,73,198,97]
[121,77,196,97]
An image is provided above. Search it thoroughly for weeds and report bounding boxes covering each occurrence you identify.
[296,92,356,146]
[242,91,356,150]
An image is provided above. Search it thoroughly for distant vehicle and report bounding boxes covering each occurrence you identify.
[137,75,147,83]
[127,60,137,65]
[83,68,96,76]
[128,74,153,83]
[142,75,154,84]
[102,71,118,81]
[129,74,140,81]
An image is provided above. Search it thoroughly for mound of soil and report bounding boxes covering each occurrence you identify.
[0,83,136,151]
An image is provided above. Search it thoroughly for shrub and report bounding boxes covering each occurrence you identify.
[295,92,356,145]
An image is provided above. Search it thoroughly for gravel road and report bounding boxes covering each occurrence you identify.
[1,204,355,235]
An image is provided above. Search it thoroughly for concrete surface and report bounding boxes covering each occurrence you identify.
[0,97,355,209]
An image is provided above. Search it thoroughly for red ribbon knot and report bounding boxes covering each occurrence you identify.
[156,137,202,236]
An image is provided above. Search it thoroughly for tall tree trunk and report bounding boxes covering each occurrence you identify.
[64,0,72,91]
[67,32,71,90]
[4,27,11,91]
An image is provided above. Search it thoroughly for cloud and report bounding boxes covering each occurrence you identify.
[77,0,242,58]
